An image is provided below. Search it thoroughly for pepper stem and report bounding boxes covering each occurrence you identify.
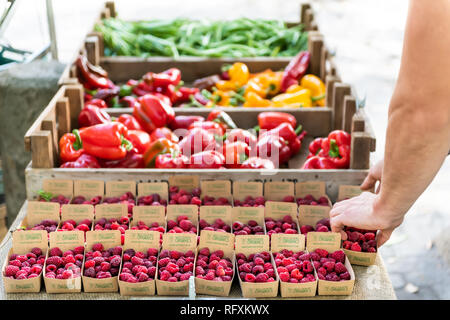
[72,129,83,150]
[121,135,134,151]
[294,124,303,135]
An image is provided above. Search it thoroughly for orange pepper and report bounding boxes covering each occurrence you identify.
[243,91,273,107]
[228,62,249,86]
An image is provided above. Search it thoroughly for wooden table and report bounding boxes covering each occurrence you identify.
[0,201,396,300]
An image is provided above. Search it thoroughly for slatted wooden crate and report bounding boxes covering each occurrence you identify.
[59,1,337,89]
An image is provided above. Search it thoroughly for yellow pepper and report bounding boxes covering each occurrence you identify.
[244,77,267,98]
[243,91,273,107]
[208,90,232,107]
[271,88,312,108]
[215,80,240,91]
[228,62,249,86]
[247,70,283,97]
[300,74,326,106]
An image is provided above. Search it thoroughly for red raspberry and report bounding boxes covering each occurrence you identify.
[330,250,346,263]
[49,247,63,257]
[340,272,351,280]
[335,262,347,274]
[279,272,290,282]
[314,249,329,258]
[244,273,256,282]
[92,243,104,252]
[4,265,19,277]
[350,242,362,252]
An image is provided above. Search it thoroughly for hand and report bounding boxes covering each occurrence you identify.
[330,192,402,247]
[360,159,383,193]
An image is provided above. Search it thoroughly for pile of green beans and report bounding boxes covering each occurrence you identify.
[96,18,308,58]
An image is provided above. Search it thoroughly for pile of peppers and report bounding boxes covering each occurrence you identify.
[186,51,326,108]
[302,130,351,169]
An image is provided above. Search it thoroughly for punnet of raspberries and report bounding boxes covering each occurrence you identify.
[236,251,276,283]
[195,248,233,281]
[119,248,158,283]
[296,194,330,206]
[103,192,135,218]
[27,219,58,233]
[233,196,265,207]
[232,220,264,235]
[71,195,102,205]
[157,249,195,282]
[300,218,331,235]
[137,194,168,206]
[130,221,164,245]
[312,249,351,281]
[59,219,92,233]
[94,216,129,244]
[342,227,377,253]
[265,215,298,237]
[202,195,230,206]
[167,215,197,234]
[281,195,295,203]
[39,194,70,205]
[4,247,45,280]
[274,249,316,283]
[45,246,84,280]
[169,186,202,206]
[83,243,122,279]
[199,218,231,233]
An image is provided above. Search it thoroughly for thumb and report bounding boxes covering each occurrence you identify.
[377,228,394,247]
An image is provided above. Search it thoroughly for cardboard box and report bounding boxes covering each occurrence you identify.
[166,204,199,234]
[231,207,265,235]
[232,181,263,202]
[39,179,73,200]
[137,182,169,205]
[20,201,60,230]
[59,204,95,235]
[235,235,279,298]
[307,235,355,296]
[2,230,48,293]
[73,180,105,202]
[118,230,160,296]
[200,180,233,204]
[132,205,166,229]
[264,201,300,245]
[156,233,197,296]
[168,175,200,193]
[82,230,122,292]
[271,233,317,297]
[296,181,332,205]
[199,205,232,233]
[195,230,235,297]
[337,184,364,202]
[105,181,136,198]
[44,231,84,293]
[264,181,295,202]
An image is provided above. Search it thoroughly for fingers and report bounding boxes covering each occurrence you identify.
[377,228,394,247]
[330,213,346,234]
[360,174,377,191]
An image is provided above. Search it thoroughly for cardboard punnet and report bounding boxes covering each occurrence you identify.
[105,180,136,198]
[44,231,84,293]
[271,233,317,297]
[200,180,232,203]
[166,204,199,234]
[156,233,197,296]
[343,247,377,266]
[73,179,105,201]
[195,230,235,297]
[137,181,169,201]
[235,235,279,298]
[40,179,74,199]
[307,234,355,296]
[264,181,295,201]
[199,205,232,232]
[118,230,160,296]
[59,204,94,235]
[168,175,199,193]
[2,230,48,293]
[337,184,364,202]
[231,206,265,235]
[295,181,330,203]
[232,181,263,202]
[264,201,300,247]
[132,205,166,228]
[21,201,60,230]
[94,203,128,222]
[82,230,122,292]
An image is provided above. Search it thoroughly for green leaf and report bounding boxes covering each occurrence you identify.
[38,190,53,202]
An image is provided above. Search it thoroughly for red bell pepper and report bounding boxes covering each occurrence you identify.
[241,157,275,170]
[79,122,133,160]
[257,112,297,131]
[78,105,111,128]
[178,128,216,156]
[86,99,108,109]
[169,115,205,131]
[143,138,180,168]
[304,130,351,169]
[100,149,145,168]
[302,156,337,169]
[60,154,100,168]
[222,141,249,168]
[188,121,225,137]
[143,68,181,87]
[280,51,310,92]
[117,114,143,131]
[256,135,291,167]
[59,131,84,163]
[126,130,152,154]
[76,55,114,90]
[155,153,188,169]
[177,87,200,103]
[225,129,257,151]
[150,127,179,143]
[188,150,225,169]
[133,94,175,133]
[206,110,237,131]
[119,96,139,109]
[308,138,325,158]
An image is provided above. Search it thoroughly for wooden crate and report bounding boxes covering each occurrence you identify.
[58,1,337,87]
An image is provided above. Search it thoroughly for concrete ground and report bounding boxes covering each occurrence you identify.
[2,0,449,299]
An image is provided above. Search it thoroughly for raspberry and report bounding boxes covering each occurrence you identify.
[367,247,377,253]
[244,273,256,282]
[49,247,63,257]
[31,247,43,257]
[4,265,19,277]
[330,250,346,263]
[340,272,351,280]
[92,243,104,252]
[255,273,269,282]
[46,256,63,267]
[314,249,329,258]
[350,242,362,252]
[335,262,347,274]
[84,267,96,278]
